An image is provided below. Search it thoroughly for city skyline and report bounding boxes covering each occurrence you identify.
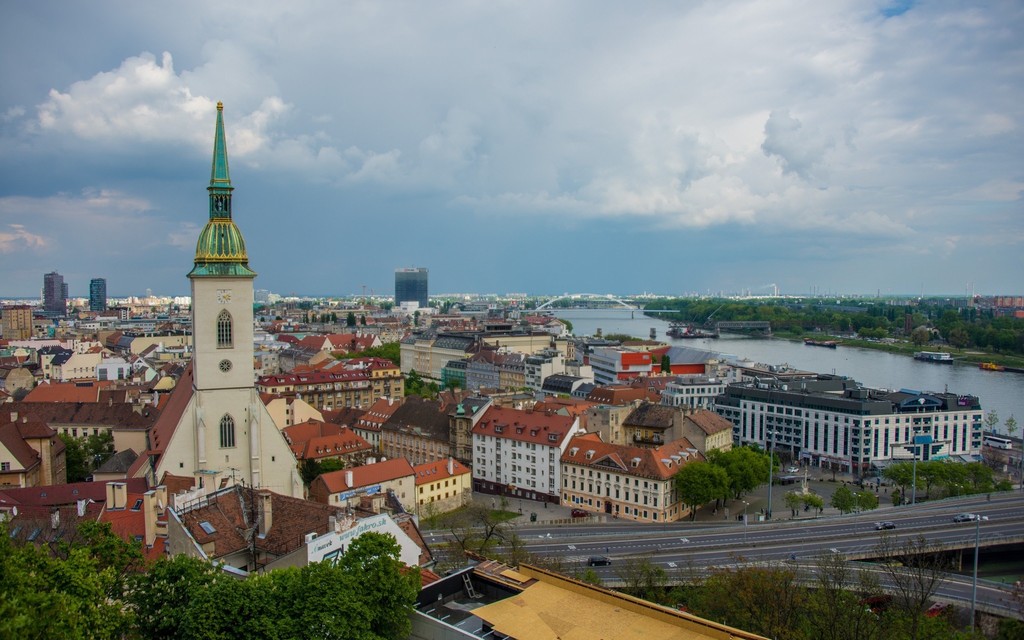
[1,2,1022,298]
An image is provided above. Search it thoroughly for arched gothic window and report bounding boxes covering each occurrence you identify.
[217,310,233,348]
[220,414,236,448]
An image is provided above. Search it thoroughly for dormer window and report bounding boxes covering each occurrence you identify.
[631,457,641,468]
[548,434,557,442]
[585,450,595,460]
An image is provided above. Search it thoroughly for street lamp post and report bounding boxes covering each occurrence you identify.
[970,516,981,633]
[742,501,749,543]
[911,449,917,505]
[766,430,776,520]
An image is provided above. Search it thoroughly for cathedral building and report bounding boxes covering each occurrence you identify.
[132,104,302,498]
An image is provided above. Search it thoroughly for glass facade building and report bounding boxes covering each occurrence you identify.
[89,278,107,311]
[42,271,68,317]
[395,267,428,308]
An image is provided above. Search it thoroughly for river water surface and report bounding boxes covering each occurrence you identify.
[553,309,1024,432]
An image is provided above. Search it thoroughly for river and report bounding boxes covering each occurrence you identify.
[552,309,1024,432]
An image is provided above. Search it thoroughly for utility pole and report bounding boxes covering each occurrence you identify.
[970,516,980,633]
[766,430,776,520]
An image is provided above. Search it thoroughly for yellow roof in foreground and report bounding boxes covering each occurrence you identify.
[472,566,767,640]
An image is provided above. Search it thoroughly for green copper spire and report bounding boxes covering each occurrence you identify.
[189,102,257,278]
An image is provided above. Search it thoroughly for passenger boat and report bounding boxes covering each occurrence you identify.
[978,362,1006,372]
[804,338,838,348]
[913,351,953,364]
[667,323,718,339]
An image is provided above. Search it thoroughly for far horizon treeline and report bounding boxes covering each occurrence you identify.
[648,298,1024,357]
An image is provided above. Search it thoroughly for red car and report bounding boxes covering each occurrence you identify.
[571,508,590,518]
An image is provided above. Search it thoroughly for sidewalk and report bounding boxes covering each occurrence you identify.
[468,468,898,528]
[690,471,897,525]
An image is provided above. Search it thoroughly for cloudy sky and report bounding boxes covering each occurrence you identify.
[0,1,1021,299]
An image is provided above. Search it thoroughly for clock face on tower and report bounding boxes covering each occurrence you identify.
[216,289,232,304]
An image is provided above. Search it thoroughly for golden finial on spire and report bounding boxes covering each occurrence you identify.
[217,101,223,110]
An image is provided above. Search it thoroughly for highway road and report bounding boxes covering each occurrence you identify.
[435,492,1024,617]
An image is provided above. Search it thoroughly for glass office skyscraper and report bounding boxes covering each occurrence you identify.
[89,278,107,311]
[395,267,428,308]
[42,271,68,316]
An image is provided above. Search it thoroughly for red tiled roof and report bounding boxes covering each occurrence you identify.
[286,424,372,461]
[316,458,415,493]
[561,436,704,481]
[412,458,470,486]
[471,406,577,447]
[0,423,40,469]
[176,485,348,560]
[684,409,734,435]
[22,380,117,403]
[0,477,149,507]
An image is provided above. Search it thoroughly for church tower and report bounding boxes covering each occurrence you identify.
[189,102,257,392]
[150,103,301,497]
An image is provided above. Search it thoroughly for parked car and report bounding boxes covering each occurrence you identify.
[874,521,897,530]
[588,556,612,566]
[952,513,977,523]
[571,508,590,518]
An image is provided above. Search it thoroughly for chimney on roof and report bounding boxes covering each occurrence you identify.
[447,457,454,475]
[106,482,128,510]
[258,489,273,536]
[9,412,16,422]
[345,470,354,488]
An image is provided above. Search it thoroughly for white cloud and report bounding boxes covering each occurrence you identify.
[0,224,48,253]
[761,110,836,180]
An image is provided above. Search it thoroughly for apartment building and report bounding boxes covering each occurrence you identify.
[588,346,653,385]
[470,406,581,504]
[560,433,703,523]
[715,376,984,477]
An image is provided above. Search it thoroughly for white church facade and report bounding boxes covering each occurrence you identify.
[133,103,302,498]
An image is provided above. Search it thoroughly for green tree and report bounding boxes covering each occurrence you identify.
[0,523,133,639]
[336,532,420,640]
[830,485,856,514]
[660,354,671,373]
[708,446,772,499]
[854,491,879,512]
[915,460,946,499]
[346,311,357,327]
[128,554,226,639]
[882,462,914,496]
[60,433,88,482]
[360,314,367,326]
[784,491,803,517]
[984,409,1000,434]
[802,492,825,516]
[675,462,729,520]
[909,327,931,346]
[299,458,323,486]
[691,565,808,640]
[84,431,115,472]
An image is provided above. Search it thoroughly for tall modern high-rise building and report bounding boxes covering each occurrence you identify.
[42,271,68,317]
[89,278,107,311]
[395,267,428,308]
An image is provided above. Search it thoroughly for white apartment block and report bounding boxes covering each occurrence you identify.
[715,377,983,477]
[470,406,581,504]
[661,373,738,410]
